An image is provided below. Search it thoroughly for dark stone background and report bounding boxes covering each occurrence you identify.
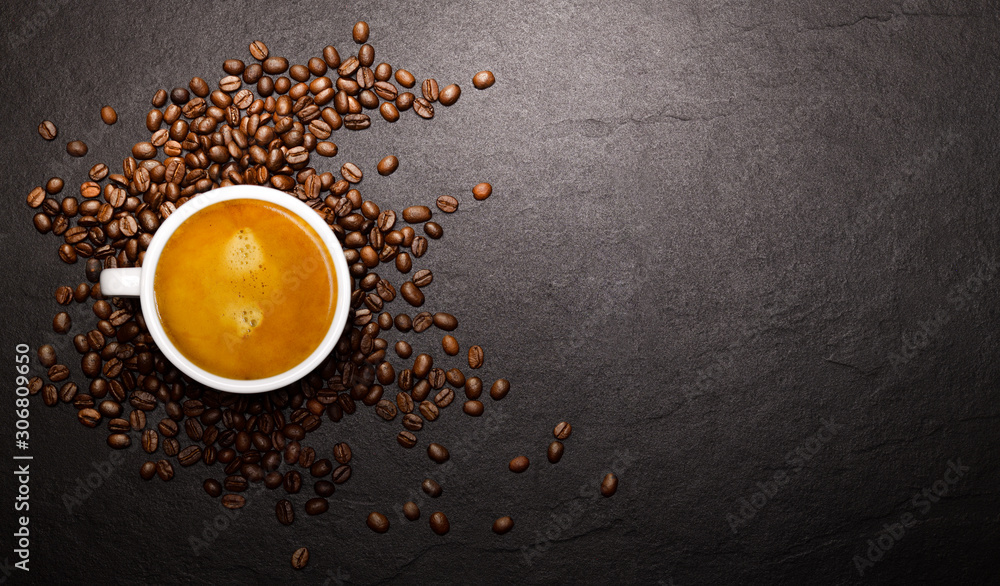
[1,0,998,584]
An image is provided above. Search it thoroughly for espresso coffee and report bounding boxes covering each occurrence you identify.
[154,198,337,379]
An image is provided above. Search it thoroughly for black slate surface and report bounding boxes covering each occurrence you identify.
[1,0,998,584]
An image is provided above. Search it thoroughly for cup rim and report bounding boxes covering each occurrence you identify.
[138,185,351,393]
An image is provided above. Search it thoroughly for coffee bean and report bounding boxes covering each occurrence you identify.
[473,71,496,90]
[547,441,565,464]
[464,377,482,399]
[38,120,57,140]
[554,422,572,440]
[418,400,439,422]
[222,494,246,509]
[58,382,78,403]
[403,501,420,521]
[304,497,328,515]
[483,379,507,402]
[225,475,248,492]
[341,162,363,183]
[463,400,484,417]
[46,177,64,194]
[400,282,424,307]
[421,79,439,102]
[361,511,389,534]
[332,464,351,484]
[395,252,412,273]
[284,470,303,493]
[140,461,156,480]
[59,243,78,263]
[151,88,168,106]
[290,547,309,570]
[27,186,46,208]
[203,478,223,498]
[427,443,449,464]
[141,429,158,453]
[352,21,370,43]
[468,345,484,369]
[429,512,450,535]
[377,155,398,175]
[412,236,428,257]
[78,408,100,428]
[439,84,461,106]
[344,113,370,130]
[509,456,529,473]
[435,195,458,213]
[397,430,417,449]
[601,473,618,497]
[37,344,56,367]
[179,445,203,466]
[41,384,57,406]
[32,213,51,234]
[249,40,269,60]
[314,479,335,497]
[413,97,434,119]
[53,312,71,334]
[472,182,493,200]
[375,398,397,421]
[492,516,513,535]
[439,335,459,356]
[421,478,442,498]
[434,388,454,408]
[332,442,352,464]
[402,205,431,223]
[274,499,295,526]
[66,140,88,157]
[223,59,245,75]
[423,222,443,239]
[81,352,101,377]
[152,459,174,481]
[403,413,423,431]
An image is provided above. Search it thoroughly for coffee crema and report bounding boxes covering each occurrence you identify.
[154,198,336,379]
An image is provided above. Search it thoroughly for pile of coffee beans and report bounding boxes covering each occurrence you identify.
[25,20,613,571]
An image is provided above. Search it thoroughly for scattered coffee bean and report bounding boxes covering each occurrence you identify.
[421,478,442,497]
[429,511,450,535]
[291,547,309,569]
[490,379,510,401]
[441,335,459,356]
[473,71,496,89]
[304,497,328,515]
[463,400,483,417]
[37,344,57,367]
[427,442,449,463]
[38,120,58,140]
[66,140,88,157]
[472,182,492,200]
[398,431,417,449]
[276,499,295,525]
[439,84,461,106]
[156,459,174,481]
[377,155,398,175]
[403,501,420,521]
[140,461,156,480]
[204,479,223,498]
[601,473,618,497]
[366,511,390,533]
[249,40,269,60]
[353,21,370,43]
[547,441,564,463]
[492,516,513,534]
[45,177,64,194]
[509,456,529,473]
[100,106,118,125]
[468,345,484,369]
[53,312,71,334]
[333,442,352,464]
[554,421,572,440]
[436,195,458,213]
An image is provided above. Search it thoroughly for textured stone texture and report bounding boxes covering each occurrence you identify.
[0,0,997,584]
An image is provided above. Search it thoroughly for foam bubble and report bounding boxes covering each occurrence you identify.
[224,228,265,275]
[225,301,264,338]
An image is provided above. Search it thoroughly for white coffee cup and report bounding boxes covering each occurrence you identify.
[100,185,351,394]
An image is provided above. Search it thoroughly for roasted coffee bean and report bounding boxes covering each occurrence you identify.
[366,511,389,533]
[225,475,249,492]
[276,499,295,525]
[412,354,433,378]
[421,79,439,102]
[314,479,335,497]
[290,547,309,569]
[33,213,51,234]
[413,97,434,119]
[222,494,246,509]
[304,497,328,515]
[284,470,303,493]
[434,388,454,408]
[249,40,269,60]
[344,113,370,130]
[81,352,101,377]
[402,205,431,223]
[298,446,316,468]
[427,443,449,464]
[441,335,459,356]
[223,59,245,75]
[439,84,461,106]
[142,429,158,453]
[53,312,72,333]
[204,478,223,498]
[140,461,156,480]
[554,422,572,440]
[396,391,415,414]
[41,384,58,406]
[59,244,77,264]
[375,398,397,420]
[85,258,102,282]
[377,155,398,175]
[429,512,450,535]
[463,400,484,417]
[179,445,202,466]
[492,516,514,534]
[352,21,370,43]
[310,458,333,477]
[67,140,88,157]
[432,314,460,333]
[436,195,458,213]
[98,400,121,418]
[395,340,412,359]
[601,473,618,497]
[402,413,423,432]
[403,501,420,521]
[107,433,131,449]
[38,344,57,367]
[48,364,70,382]
[46,177,64,194]
[473,71,496,89]
[490,379,510,401]
[38,120,58,140]
[163,438,180,457]
[341,162,363,183]
[473,182,493,200]
[395,252,412,273]
[424,222,443,239]
[418,400,439,421]
[400,282,424,307]
[509,456,530,473]
[397,430,417,449]
[408,270,431,288]
[333,442,352,464]
[129,410,146,431]
[78,408,101,427]
[411,236,427,257]
[421,478,442,498]
[55,286,73,305]
[468,345,484,369]
[59,382,78,403]
[548,441,565,463]
[332,464,351,484]
[27,186,46,208]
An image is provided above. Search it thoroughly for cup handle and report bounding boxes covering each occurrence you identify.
[100,268,142,297]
